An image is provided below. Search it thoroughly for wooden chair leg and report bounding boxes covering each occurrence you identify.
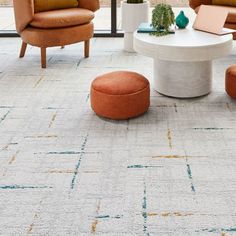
[84,40,90,58]
[41,47,46,68]
[19,42,27,58]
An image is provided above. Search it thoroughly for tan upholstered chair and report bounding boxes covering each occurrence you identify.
[13,0,100,68]
[189,0,236,39]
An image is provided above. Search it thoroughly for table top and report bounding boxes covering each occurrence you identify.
[133,27,233,62]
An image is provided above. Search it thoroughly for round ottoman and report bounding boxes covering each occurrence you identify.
[90,71,150,120]
[226,65,236,99]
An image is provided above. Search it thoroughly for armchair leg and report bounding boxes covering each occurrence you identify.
[19,42,27,58]
[41,47,47,69]
[84,40,90,58]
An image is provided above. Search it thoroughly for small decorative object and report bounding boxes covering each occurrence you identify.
[121,0,149,51]
[151,4,175,36]
[175,10,189,29]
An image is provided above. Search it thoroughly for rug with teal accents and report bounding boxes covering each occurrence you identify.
[0,38,236,235]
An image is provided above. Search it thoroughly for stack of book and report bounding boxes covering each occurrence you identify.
[137,23,175,34]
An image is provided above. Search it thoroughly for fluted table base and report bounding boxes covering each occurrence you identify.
[154,59,212,98]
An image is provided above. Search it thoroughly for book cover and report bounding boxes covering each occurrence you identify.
[137,23,175,34]
[137,23,157,33]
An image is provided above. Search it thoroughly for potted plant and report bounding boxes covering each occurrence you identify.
[151,4,175,36]
[121,0,149,52]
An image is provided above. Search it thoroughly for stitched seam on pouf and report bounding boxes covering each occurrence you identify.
[91,84,150,96]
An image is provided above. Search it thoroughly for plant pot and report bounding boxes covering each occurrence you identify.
[121,0,149,52]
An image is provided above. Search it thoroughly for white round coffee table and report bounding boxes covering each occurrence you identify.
[134,28,233,98]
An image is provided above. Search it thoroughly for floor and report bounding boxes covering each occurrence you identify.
[0,37,236,235]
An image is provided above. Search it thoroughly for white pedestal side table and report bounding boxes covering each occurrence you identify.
[134,28,233,98]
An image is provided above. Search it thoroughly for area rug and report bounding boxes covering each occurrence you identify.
[0,38,236,235]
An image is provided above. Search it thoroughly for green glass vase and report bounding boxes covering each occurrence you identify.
[175,10,189,29]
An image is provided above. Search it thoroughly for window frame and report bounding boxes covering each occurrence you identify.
[0,0,124,37]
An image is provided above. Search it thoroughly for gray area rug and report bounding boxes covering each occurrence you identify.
[0,38,236,235]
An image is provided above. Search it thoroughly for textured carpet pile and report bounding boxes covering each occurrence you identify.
[0,38,236,235]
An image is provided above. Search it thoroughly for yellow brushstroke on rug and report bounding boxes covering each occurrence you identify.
[25,135,57,138]
[167,129,172,149]
[49,113,57,128]
[152,155,184,159]
[8,150,20,165]
[34,76,44,88]
[148,212,193,217]
[27,213,38,234]
[91,201,101,234]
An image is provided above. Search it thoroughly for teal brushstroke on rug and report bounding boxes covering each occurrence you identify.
[186,163,196,193]
[0,106,14,109]
[198,227,236,233]
[86,94,90,102]
[47,151,81,155]
[193,128,231,130]
[0,185,52,189]
[127,165,162,169]
[96,215,122,219]
[70,135,89,189]
[142,181,150,236]
[0,110,10,123]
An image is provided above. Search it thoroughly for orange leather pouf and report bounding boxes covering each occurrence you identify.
[226,65,236,99]
[90,71,150,120]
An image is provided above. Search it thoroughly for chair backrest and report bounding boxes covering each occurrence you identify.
[13,0,34,33]
[34,0,79,13]
[78,0,100,12]
[189,0,212,9]
[13,0,100,34]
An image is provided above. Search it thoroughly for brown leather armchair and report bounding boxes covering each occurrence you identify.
[13,0,100,68]
[189,0,236,39]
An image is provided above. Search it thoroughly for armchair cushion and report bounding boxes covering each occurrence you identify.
[34,0,78,13]
[212,0,236,6]
[195,5,236,23]
[30,8,94,29]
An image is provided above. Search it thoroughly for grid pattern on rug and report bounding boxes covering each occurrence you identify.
[0,38,236,235]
